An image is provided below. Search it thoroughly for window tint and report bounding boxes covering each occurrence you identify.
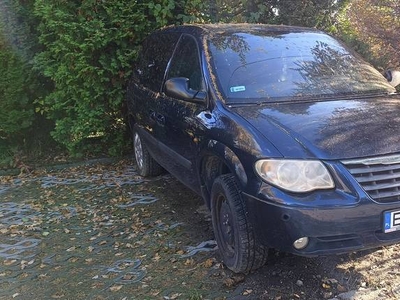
[137,33,180,92]
[167,35,205,92]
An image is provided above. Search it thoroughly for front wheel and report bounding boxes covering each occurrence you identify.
[211,174,268,273]
[133,130,163,177]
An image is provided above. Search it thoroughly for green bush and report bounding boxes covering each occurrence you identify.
[0,0,52,168]
[0,47,34,138]
[33,0,204,157]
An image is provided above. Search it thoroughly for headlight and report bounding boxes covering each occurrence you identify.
[254,159,335,193]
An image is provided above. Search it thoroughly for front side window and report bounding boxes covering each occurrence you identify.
[137,33,180,92]
[208,31,396,104]
[166,35,205,92]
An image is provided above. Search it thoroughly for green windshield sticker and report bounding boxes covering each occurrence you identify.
[230,86,246,93]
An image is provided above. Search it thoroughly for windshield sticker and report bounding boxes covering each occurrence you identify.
[230,86,246,93]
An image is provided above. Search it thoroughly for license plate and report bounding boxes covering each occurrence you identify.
[384,210,400,233]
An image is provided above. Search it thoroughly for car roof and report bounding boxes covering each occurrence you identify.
[154,23,322,37]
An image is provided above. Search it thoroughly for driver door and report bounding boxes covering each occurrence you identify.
[152,34,208,192]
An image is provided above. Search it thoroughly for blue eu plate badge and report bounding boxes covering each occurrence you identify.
[384,210,400,233]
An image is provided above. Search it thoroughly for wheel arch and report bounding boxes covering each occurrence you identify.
[199,140,248,208]
[128,114,136,132]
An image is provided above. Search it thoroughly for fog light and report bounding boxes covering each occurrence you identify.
[293,237,309,250]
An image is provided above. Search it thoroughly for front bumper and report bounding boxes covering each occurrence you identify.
[244,190,400,256]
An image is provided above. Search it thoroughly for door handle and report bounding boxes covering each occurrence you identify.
[149,110,165,126]
[155,114,165,126]
[149,110,157,121]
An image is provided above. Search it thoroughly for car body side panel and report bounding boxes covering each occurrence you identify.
[149,94,206,193]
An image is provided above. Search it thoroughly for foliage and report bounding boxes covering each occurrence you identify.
[0,44,34,138]
[338,0,400,70]
[207,0,349,31]
[0,0,52,168]
[33,0,205,156]
[272,0,350,32]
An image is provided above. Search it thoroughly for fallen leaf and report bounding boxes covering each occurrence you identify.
[169,293,182,299]
[223,274,245,287]
[223,278,236,287]
[327,278,338,284]
[4,260,17,266]
[68,257,78,263]
[243,289,253,295]
[153,253,161,262]
[203,258,214,268]
[337,284,347,292]
[110,285,123,292]
[184,258,195,266]
[51,293,65,299]
[322,283,331,289]
[122,274,134,280]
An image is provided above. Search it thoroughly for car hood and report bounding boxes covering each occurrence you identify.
[231,96,400,160]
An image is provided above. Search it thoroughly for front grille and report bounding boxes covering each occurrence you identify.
[341,154,400,203]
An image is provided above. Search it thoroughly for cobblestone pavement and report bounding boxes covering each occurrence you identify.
[1,160,400,300]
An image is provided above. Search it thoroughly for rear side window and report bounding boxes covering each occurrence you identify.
[136,32,180,92]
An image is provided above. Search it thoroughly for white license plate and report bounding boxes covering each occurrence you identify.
[384,210,400,233]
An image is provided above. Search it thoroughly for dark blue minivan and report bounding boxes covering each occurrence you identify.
[126,24,400,273]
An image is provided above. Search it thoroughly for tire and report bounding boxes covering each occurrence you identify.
[211,174,268,273]
[133,130,163,177]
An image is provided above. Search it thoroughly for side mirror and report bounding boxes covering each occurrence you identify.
[384,69,400,88]
[164,77,206,102]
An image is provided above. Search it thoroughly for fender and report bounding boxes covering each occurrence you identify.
[205,139,248,186]
[197,139,249,198]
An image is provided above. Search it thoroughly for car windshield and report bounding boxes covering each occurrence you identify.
[208,30,396,104]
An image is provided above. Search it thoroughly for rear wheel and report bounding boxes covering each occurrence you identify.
[133,130,163,177]
[211,174,268,273]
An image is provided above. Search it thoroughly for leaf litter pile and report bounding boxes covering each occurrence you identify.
[0,160,237,300]
[2,160,400,299]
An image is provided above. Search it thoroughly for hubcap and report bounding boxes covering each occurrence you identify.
[134,133,144,170]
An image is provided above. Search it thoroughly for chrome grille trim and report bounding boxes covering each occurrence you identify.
[342,154,400,166]
[342,154,400,203]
